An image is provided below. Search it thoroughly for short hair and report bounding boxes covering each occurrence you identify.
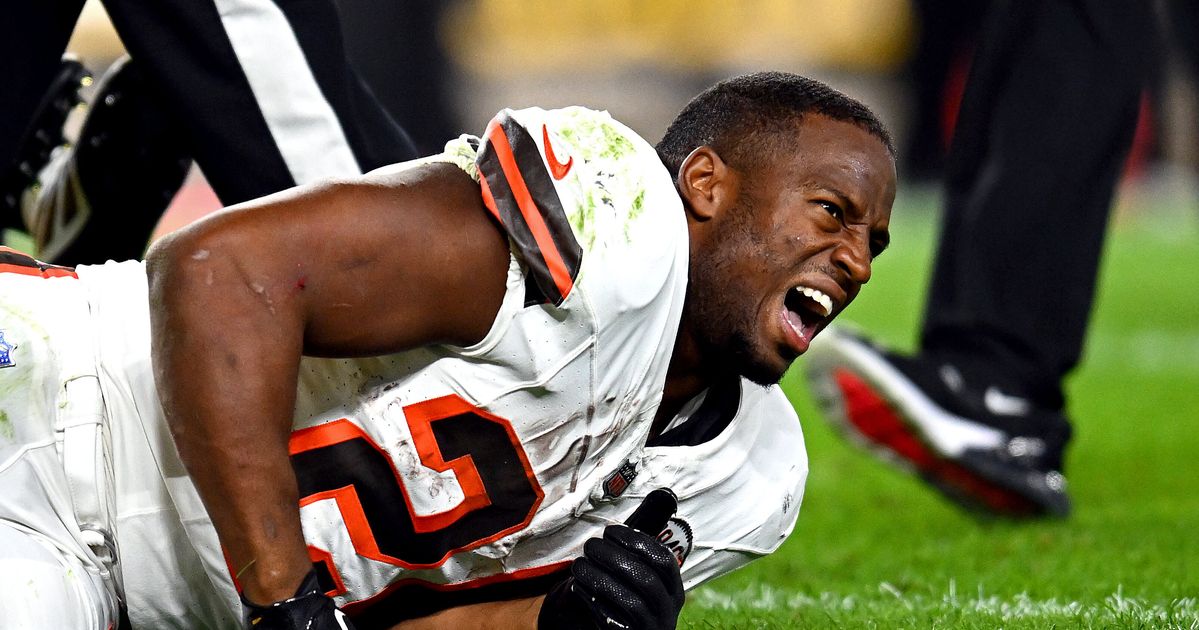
[655,71,895,177]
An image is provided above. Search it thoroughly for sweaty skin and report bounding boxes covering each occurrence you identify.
[661,115,895,425]
[148,163,511,604]
[147,114,896,627]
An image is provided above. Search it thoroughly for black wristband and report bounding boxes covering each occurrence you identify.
[242,570,354,630]
[538,576,599,630]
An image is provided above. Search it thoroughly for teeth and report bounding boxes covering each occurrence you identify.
[794,285,833,317]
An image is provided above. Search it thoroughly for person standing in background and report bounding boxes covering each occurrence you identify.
[1,0,430,264]
[805,0,1158,518]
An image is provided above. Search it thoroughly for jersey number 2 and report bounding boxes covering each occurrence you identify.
[290,395,544,570]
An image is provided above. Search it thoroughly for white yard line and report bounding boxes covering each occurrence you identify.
[691,583,1199,625]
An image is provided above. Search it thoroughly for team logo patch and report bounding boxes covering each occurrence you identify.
[656,517,694,567]
[0,331,14,368]
[602,461,638,499]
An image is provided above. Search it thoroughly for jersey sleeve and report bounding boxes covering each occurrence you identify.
[474,110,583,306]
[413,107,690,433]
[472,107,683,311]
[411,105,682,316]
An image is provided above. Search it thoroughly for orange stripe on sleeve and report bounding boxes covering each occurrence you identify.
[477,170,503,223]
[0,262,78,278]
[483,120,575,299]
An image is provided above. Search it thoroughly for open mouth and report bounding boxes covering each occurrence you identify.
[782,284,834,349]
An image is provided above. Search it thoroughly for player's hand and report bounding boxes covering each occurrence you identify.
[242,569,356,630]
[539,489,685,630]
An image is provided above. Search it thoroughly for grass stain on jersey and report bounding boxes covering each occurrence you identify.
[563,111,653,246]
[624,189,647,242]
[0,410,12,440]
[558,110,635,163]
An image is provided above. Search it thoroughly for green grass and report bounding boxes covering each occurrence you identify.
[680,191,1199,628]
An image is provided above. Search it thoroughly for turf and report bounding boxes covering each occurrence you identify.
[680,190,1199,628]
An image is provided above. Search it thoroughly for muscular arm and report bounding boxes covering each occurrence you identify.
[146,163,510,603]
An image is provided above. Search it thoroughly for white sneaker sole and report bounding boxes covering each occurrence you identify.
[804,327,1006,459]
[802,326,1060,516]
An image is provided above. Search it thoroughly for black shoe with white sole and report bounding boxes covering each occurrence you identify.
[2,57,90,228]
[20,56,191,265]
[803,326,1072,518]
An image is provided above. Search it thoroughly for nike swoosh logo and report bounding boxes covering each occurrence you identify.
[983,386,1032,416]
[542,124,573,180]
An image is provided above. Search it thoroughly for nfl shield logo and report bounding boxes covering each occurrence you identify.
[602,461,638,499]
[0,331,14,368]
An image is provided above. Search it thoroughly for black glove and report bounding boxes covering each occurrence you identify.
[539,489,686,630]
[242,569,356,630]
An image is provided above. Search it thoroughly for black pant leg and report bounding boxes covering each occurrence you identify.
[0,0,84,169]
[1163,0,1199,81]
[262,0,421,172]
[903,0,991,181]
[342,0,459,155]
[100,0,419,206]
[919,0,1157,409]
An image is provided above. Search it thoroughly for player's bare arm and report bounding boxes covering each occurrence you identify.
[146,163,510,605]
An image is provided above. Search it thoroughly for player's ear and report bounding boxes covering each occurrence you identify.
[677,146,737,222]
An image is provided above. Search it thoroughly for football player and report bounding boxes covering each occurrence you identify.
[0,71,895,629]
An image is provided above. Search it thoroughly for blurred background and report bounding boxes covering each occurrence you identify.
[59,0,1199,233]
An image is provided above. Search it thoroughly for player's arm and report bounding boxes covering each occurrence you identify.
[145,162,510,610]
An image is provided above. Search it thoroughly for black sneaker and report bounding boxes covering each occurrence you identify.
[803,326,1072,518]
[20,56,191,265]
[2,57,90,227]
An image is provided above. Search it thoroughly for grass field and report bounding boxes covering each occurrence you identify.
[680,189,1199,628]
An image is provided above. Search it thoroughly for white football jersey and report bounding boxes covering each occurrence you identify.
[74,107,808,628]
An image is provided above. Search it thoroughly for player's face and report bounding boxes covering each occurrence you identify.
[687,116,896,385]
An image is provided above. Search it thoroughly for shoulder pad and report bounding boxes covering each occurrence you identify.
[476,110,583,306]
